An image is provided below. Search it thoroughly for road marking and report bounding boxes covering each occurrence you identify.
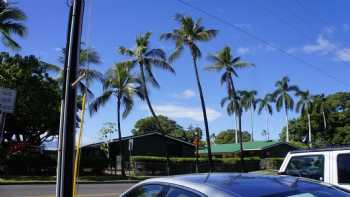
[24,193,118,197]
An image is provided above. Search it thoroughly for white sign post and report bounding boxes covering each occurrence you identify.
[0,88,16,143]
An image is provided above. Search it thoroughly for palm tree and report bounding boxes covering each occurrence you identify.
[257,94,274,139]
[206,46,253,144]
[240,90,258,142]
[89,63,143,177]
[118,32,174,133]
[0,1,27,50]
[221,91,244,171]
[313,94,327,129]
[296,90,313,148]
[272,76,299,143]
[161,14,217,170]
[261,129,269,141]
[55,47,104,97]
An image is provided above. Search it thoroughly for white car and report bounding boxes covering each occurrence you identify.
[279,146,350,190]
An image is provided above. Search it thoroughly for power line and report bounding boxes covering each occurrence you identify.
[175,0,350,88]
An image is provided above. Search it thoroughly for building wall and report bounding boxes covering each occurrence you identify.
[260,144,298,158]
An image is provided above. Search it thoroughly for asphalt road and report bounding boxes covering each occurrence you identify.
[0,183,134,197]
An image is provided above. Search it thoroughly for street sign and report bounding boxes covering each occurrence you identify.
[0,88,16,113]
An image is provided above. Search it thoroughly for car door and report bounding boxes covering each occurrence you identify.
[331,150,350,190]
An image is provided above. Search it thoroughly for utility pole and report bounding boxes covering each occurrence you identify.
[56,1,84,197]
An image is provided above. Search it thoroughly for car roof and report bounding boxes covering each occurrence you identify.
[290,146,350,154]
[137,173,342,197]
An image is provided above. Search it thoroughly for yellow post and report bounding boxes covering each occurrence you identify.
[72,92,87,197]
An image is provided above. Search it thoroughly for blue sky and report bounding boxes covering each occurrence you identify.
[2,0,350,145]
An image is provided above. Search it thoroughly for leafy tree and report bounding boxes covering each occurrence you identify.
[214,129,251,144]
[118,32,174,134]
[296,90,313,148]
[0,1,27,50]
[89,63,143,177]
[132,115,186,138]
[273,76,299,143]
[240,90,257,141]
[0,53,60,145]
[257,94,274,138]
[279,92,350,147]
[161,14,217,169]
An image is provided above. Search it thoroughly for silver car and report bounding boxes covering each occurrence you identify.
[120,173,350,197]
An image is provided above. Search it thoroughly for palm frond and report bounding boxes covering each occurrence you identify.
[145,58,175,74]
[89,90,113,115]
[169,46,184,62]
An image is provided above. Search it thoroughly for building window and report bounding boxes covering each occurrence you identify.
[337,153,350,184]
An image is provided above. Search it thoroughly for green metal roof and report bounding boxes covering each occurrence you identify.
[199,141,279,154]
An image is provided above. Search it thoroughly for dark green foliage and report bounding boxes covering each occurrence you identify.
[214,129,251,144]
[132,115,201,143]
[132,156,260,175]
[0,52,60,145]
[279,92,350,147]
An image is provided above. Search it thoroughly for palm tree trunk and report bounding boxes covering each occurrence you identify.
[238,111,244,172]
[235,114,238,144]
[285,105,289,143]
[250,108,254,142]
[117,96,126,177]
[139,63,169,175]
[307,112,312,148]
[265,108,270,140]
[322,111,327,129]
[191,55,213,172]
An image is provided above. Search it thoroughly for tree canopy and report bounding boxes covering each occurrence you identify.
[279,92,350,146]
[0,52,60,145]
[131,115,201,143]
[214,129,251,144]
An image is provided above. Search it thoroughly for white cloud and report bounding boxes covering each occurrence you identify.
[302,34,336,55]
[343,24,350,32]
[237,47,251,55]
[335,48,350,62]
[174,89,196,99]
[150,104,221,122]
[322,26,336,35]
[286,48,297,54]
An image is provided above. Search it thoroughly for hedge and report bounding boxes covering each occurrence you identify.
[132,156,261,175]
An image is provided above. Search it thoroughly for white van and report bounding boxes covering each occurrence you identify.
[279,147,350,190]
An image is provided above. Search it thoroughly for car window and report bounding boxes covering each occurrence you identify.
[124,184,166,197]
[166,187,202,197]
[337,153,350,184]
[285,155,324,181]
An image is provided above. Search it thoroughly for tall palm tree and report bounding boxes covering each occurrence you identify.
[257,94,274,139]
[206,46,253,144]
[313,94,327,129]
[0,1,27,50]
[296,90,313,148]
[118,32,174,133]
[272,76,299,143]
[261,129,269,141]
[240,90,258,142]
[161,14,217,170]
[221,91,244,171]
[89,63,143,177]
[56,47,104,97]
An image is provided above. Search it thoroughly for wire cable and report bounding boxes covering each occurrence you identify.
[175,0,350,88]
